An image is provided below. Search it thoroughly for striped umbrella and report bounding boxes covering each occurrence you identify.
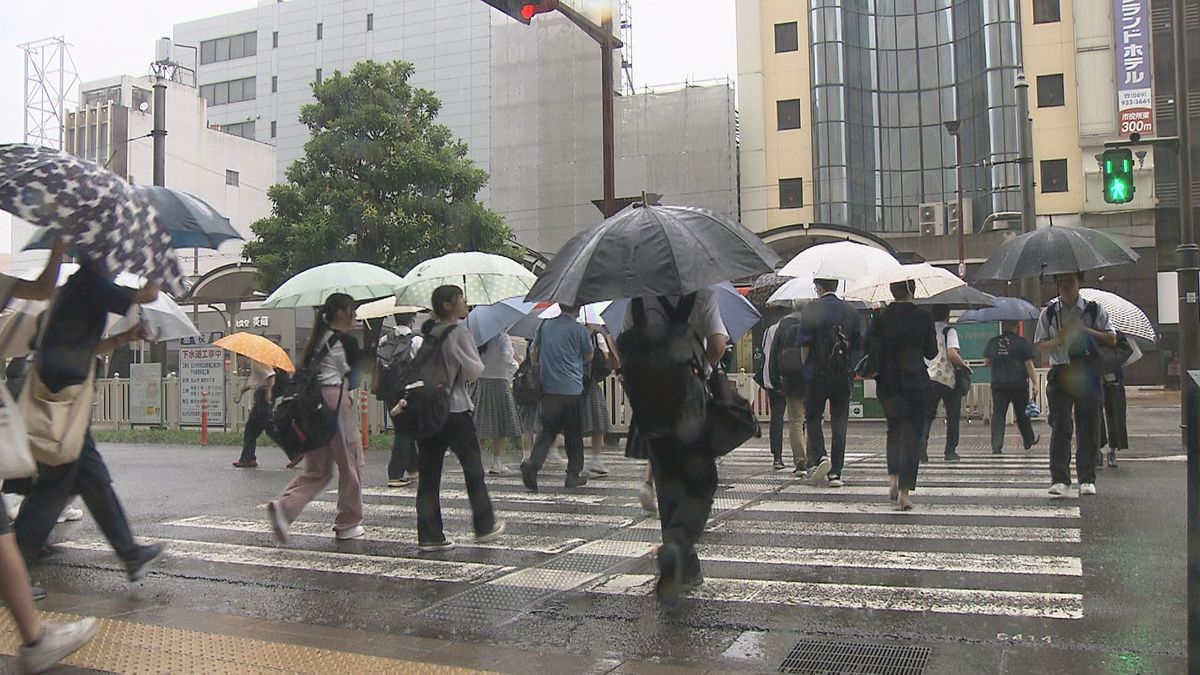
[1078,288,1158,346]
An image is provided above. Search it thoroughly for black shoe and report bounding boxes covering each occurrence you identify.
[992,448,1004,455]
[30,585,46,601]
[920,452,930,464]
[520,462,538,493]
[680,573,705,592]
[1024,435,1041,450]
[126,544,165,582]
[944,452,962,462]
[1107,450,1118,468]
[772,458,785,470]
[565,473,589,489]
[655,543,684,605]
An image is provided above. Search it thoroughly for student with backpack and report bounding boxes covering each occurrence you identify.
[233,362,298,469]
[773,303,811,476]
[393,285,503,551]
[1034,272,1117,498]
[799,278,862,488]
[924,305,971,462]
[581,325,619,477]
[266,293,367,544]
[376,313,422,487]
[755,312,788,470]
[472,332,522,476]
[618,289,727,603]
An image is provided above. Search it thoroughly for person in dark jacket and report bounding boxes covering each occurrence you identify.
[773,304,814,477]
[982,322,1040,454]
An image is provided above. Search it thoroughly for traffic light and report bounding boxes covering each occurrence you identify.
[1101,148,1135,204]
[480,0,557,24]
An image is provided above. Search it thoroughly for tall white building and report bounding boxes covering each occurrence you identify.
[174,0,738,255]
[9,75,276,277]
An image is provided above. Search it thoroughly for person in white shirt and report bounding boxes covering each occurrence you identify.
[923,305,971,462]
[472,332,522,475]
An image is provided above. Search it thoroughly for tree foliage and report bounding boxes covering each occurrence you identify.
[243,60,512,291]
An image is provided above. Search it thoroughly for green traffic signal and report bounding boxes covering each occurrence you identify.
[1101,148,1135,204]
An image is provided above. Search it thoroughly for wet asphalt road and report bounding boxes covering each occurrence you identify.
[24,403,1187,673]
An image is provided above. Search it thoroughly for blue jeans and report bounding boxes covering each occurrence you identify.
[15,432,139,567]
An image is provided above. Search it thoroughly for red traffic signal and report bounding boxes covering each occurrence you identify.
[482,0,557,24]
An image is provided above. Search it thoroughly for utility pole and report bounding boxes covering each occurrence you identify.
[151,75,166,187]
[1015,71,1038,305]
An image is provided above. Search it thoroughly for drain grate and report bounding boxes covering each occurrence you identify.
[779,640,930,675]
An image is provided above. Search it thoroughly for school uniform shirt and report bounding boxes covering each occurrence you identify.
[1033,296,1115,366]
[315,330,361,387]
[479,333,518,380]
[437,323,485,413]
[621,288,727,374]
[759,322,781,391]
[926,321,961,389]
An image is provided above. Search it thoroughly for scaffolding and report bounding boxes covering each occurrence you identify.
[619,0,633,95]
[19,36,79,150]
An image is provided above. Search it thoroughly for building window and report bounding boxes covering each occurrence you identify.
[271,76,278,93]
[779,178,804,208]
[317,22,323,40]
[1040,159,1069,193]
[81,86,121,107]
[216,121,255,139]
[774,22,799,53]
[270,121,277,138]
[200,32,257,65]
[272,31,278,48]
[367,13,374,30]
[226,170,240,187]
[199,77,257,107]
[1033,0,1061,23]
[777,99,802,130]
[315,68,323,84]
[1037,74,1065,108]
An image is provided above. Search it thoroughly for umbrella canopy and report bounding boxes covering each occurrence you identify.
[507,301,610,339]
[746,272,790,311]
[355,297,423,321]
[466,297,541,347]
[845,264,965,304]
[214,332,295,372]
[262,262,405,308]
[393,252,536,309]
[524,204,780,306]
[959,297,1041,323]
[767,276,847,307]
[778,241,901,281]
[913,285,996,309]
[1078,288,1158,346]
[0,143,184,293]
[25,185,242,251]
[602,282,763,343]
[975,225,1139,281]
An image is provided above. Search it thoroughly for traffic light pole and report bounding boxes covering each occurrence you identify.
[1015,72,1038,305]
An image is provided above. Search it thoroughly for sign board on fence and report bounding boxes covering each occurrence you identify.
[180,347,225,426]
[130,363,162,425]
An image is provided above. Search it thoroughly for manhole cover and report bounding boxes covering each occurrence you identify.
[779,639,931,675]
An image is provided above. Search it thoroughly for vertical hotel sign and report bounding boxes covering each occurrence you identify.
[1114,0,1154,136]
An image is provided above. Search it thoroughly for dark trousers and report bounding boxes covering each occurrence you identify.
[415,412,496,544]
[527,394,586,479]
[805,378,851,477]
[925,381,962,456]
[1047,363,1101,486]
[386,399,418,479]
[766,388,787,462]
[648,435,718,581]
[990,384,1037,452]
[239,398,272,463]
[881,385,928,491]
[1102,382,1129,451]
[15,432,139,567]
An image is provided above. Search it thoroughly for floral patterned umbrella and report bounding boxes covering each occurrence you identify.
[0,144,184,293]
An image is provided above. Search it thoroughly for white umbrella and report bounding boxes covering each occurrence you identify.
[1078,288,1158,346]
[767,276,845,307]
[845,264,965,304]
[394,252,537,308]
[262,262,406,309]
[355,296,423,321]
[778,241,901,281]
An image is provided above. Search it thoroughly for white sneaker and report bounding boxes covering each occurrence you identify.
[335,525,366,540]
[3,493,22,520]
[586,459,609,476]
[808,458,833,486]
[827,477,844,488]
[638,482,658,515]
[475,521,506,543]
[418,540,455,552]
[1079,483,1097,496]
[57,507,84,523]
[1048,483,1068,498]
[488,459,509,476]
[19,617,100,673]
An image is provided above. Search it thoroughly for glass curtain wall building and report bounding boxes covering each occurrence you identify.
[810,0,1022,233]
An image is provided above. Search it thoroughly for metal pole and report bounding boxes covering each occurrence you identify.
[956,132,965,279]
[1015,71,1038,304]
[600,11,617,218]
[151,75,166,186]
[1172,0,1200,665]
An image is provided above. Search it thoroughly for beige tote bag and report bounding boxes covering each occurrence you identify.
[19,364,94,466]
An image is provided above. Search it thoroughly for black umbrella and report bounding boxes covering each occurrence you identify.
[747,272,789,311]
[914,285,996,309]
[525,204,780,305]
[0,144,185,293]
[25,185,242,251]
[975,225,1139,281]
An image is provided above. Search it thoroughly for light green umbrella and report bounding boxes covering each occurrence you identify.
[393,252,537,308]
[262,261,406,308]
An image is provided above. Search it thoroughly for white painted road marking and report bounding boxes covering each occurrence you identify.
[748,501,1080,519]
[780,485,1054,499]
[303,499,640,527]
[699,519,1080,543]
[354,487,611,505]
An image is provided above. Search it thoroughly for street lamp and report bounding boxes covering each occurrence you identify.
[943,120,966,279]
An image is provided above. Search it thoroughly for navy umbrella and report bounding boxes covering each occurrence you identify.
[974,225,1139,281]
[0,144,184,293]
[914,285,996,309]
[525,204,780,306]
[25,185,242,251]
[959,297,1041,323]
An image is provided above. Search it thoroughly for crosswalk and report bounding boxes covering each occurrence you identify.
[56,441,1084,623]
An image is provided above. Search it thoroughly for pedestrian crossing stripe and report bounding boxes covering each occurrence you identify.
[302,500,640,528]
[778,485,1055,499]
[747,501,1080,518]
[354,487,612,505]
[735,475,1051,485]
[697,520,1080,543]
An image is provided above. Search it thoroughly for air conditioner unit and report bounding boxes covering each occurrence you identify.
[946,198,973,235]
[919,202,944,236]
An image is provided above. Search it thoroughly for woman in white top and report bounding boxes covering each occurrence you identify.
[267,293,367,544]
[471,332,522,475]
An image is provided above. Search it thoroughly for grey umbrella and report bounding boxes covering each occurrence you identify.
[914,285,996,309]
[524,204,780,305]
[975,225,1138,281]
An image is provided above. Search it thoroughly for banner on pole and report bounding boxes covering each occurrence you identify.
[1114,0,1154,137]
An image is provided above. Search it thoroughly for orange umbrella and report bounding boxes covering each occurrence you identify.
[213,332,295,373]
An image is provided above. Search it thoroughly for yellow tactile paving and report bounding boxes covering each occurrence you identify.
[0,611,488,674]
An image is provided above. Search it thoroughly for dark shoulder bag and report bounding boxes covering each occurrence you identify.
[944,326,972,397]
[512,322,544,405]
[706,367,758,457]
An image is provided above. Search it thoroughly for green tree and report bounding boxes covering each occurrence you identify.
[244,60,512,291]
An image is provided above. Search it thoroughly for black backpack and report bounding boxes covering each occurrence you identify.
[815,323,852,383]
[374,331,416,402]
[512,323,544,405]
[588,332,613,386]
[616,295,709,445]
[269,336,343,461]
[392,324,458,440]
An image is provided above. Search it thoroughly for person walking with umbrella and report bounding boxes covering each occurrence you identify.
[233,361,298,469]
[473,331,523,476]
[983,321,1040,454]
[799,278,862,487]
[1035,272,1117,497]
[377,313,422,487]
[923,305,971,463]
